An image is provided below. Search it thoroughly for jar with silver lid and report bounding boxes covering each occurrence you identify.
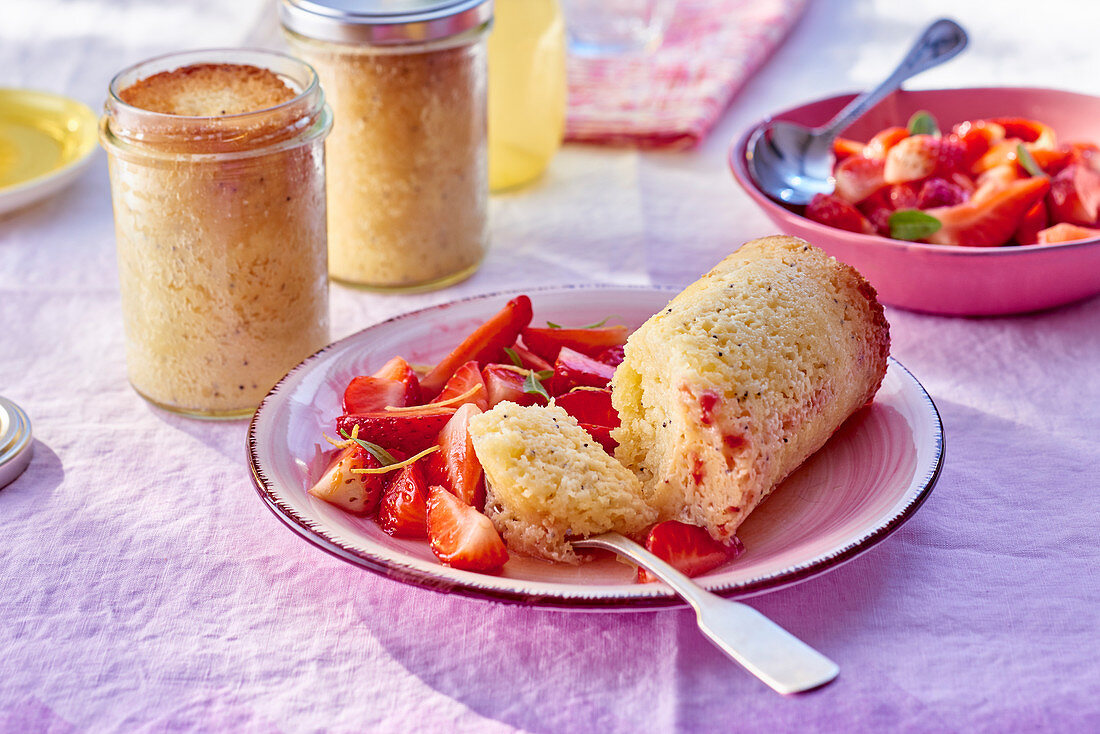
[282,0,493,292]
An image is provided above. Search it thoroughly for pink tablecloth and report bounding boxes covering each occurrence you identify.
[2,1,1099,731]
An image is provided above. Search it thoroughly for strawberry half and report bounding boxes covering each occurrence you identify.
[1014,200,1049,245]
[482,364,546,408]
[638,521,744,583]
[884,134,962,184]
[554,387,619,428]
[426,485,508,572]
[805,193,875,235]
[863,126,909,160]
[549,347,617,395]
[506,342,553,372]
[307,445,386,516]
[1037,222,1100,244]
[520,325,630,363]
[372,356,422,406]
[336,407,456,454]
[433,402,485,508]
[377,461,429,538]
[833,155,885,205]
[343,375,407,414]
[430,360,489,411]
[1049,162,1100,226]
[925,176,1050,247]
[420,295,533,400]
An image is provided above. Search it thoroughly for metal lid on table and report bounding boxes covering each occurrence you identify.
[281,0,492,45]
[0,396,33,489]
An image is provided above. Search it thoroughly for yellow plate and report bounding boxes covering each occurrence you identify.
[0,88,98,215]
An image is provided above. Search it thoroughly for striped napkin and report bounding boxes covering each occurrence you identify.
[565,0,808,149]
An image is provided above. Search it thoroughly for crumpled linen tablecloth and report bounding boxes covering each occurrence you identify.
[2,1,1099,732]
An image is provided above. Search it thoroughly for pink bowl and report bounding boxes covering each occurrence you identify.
[730,87,1100,316]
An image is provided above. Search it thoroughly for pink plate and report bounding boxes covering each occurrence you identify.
[730,87,1100,316]
[247,287,944,610]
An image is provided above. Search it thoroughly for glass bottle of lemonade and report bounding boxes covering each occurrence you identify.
[488,0,567,192]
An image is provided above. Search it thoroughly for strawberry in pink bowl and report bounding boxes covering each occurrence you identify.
[731,87,1100,316]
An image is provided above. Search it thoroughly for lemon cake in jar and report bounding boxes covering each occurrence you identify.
[469,403,657,563]
[282,0,492,291]
[100,49,333,418]
[612,236,891,540]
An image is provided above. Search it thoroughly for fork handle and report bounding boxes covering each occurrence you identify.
[572,533,839,695]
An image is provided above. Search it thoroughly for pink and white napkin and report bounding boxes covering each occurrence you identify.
[565,0,808,149]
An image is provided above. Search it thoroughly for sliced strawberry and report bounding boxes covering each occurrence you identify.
[482,364,546,408]
[833,155,885,204]
[343,375,407,414]
[805,193,875,235]
[372,356,422,406]
[638,521,744,583]
[917,177,967,209]
[520,325,630,363]
[989,117,1056,147]
[972,164,1024,205]
[594,345,625,367]
[426,485,508,572]
[506,342,553,372]
[429,360,488,411]
[434,403,485,508]
[578,423,617,454]
[1049,163,1100,226]
[972,139,1022,175]
[420,295,533,400]
[1014,200,1049,245]
[336,407,456,454]
[863,126,909,160]
[554,387,619,427]
[925,176,1050,247]
[307,445,385,516]
[1037,222,1100,244]
[377,462,429,538]
[884,134,961,184]
[949,120,1001,168]
[833,136,865,162]
[549,347,617,395]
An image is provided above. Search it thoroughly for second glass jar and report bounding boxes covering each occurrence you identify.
[282,0,492,292]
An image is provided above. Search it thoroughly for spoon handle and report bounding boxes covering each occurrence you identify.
[572,533,839,695]
[816,18,969,140]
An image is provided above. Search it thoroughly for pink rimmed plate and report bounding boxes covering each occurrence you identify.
[247,286,944,610]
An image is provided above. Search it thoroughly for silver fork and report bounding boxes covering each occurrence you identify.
[572,532,839,695]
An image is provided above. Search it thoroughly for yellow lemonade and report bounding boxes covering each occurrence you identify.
[488,0,567,192]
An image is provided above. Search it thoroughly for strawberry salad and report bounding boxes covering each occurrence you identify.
[805,111,1100,246]
[307,295,741,579]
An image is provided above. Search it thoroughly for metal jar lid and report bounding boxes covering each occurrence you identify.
[281,0,493,45]
[0,396,33,490]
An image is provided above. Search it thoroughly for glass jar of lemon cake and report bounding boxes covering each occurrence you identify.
[281,0,492,292]
[100,49,333,418]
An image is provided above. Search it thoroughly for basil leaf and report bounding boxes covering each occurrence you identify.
[503,346,523,368]
[1017,144,1044,177]
[545,321,562,329]
[889,210,942,241]
[339,429,397,466]
[535,369,554,380]
[908,110,940,137]
[523,371,550,400]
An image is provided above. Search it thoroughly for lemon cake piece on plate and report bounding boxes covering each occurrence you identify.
[469,402,657,563]
[612,235,890,540]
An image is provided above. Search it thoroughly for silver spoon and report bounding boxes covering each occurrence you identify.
[746,18,969,205]
[572,532,839,695]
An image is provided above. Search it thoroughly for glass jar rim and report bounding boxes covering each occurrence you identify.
[101,48,332,160]
[280,0,492,45]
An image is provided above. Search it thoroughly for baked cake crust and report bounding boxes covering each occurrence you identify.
[612,235,890,540]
